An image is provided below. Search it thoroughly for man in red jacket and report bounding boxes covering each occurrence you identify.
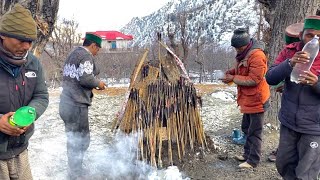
[222,28,270,168]
[267,22,303,163]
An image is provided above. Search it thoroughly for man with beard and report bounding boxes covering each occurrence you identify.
[0,4,49,180]
[222,28,270,168]
[266,15,320,179]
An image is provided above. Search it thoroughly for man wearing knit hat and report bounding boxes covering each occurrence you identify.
[266,15,320,179]
[222,28,270,169]
[59,32,106,179]
[0,3,48,180]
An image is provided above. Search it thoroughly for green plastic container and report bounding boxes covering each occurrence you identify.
[9,106,36,127]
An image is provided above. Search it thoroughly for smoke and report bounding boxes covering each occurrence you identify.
[83,131,189,180]
[86,131,152,179]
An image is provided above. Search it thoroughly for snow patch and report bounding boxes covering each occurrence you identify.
[211,91,235,102]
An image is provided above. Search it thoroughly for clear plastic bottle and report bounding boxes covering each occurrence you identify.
[290,36,319,83]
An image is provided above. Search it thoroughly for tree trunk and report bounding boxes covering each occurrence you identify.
[259,0,320,125]
[0,0,59,57]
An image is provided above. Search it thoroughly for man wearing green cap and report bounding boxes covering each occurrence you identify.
[0,3,49,180]
[267,22,304,163]
[59,33,106,179]
[266,15,320,179]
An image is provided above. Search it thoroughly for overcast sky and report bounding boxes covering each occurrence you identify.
[58,0,171,35]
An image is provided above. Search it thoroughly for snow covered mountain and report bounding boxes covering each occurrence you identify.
[120,0,261,47]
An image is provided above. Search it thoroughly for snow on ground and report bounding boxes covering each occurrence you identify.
[29,85,240,180]
[211,91,235,102]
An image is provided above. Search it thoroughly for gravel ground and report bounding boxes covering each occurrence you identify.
[28,86,281,180]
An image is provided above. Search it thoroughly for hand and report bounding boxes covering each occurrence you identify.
[97,81,106,90]
[298,70,318,86]
[225,70,232,75]
[21,125,31,132]
[0,112,25,136]
[289,51,310,67]
[221,74,234,84]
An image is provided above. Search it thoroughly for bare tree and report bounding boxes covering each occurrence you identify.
[165,11,192,69]
[177,12,191,68]
[166,15,179,56]
[258,0,320,124]
[43,18,82,87]
[256,3,264,41]
[50,18,81,64]
[194,22,206,83]
[94,51,140,83]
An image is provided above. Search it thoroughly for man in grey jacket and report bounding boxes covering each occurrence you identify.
[59,33,106,179]
[0,4,49,180]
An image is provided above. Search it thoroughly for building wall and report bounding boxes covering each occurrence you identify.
[116,40,128,49]
[102,40,132,51]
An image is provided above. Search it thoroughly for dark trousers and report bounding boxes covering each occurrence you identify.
[241,112,264,167]
[59,103,90,178]
[276,125,320,180]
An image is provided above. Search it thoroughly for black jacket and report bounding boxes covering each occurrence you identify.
[0,52,49,159]
[266,42,320,135]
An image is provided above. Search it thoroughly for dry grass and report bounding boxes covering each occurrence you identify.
[194,84,229,96]
[93,87,128,96]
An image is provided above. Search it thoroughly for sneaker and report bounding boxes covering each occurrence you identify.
[267,150,277,162]
[239,162,253,168]
[235,155,246,161]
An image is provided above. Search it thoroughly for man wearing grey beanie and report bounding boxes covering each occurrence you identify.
[222,28,270,168]
[231,28,251,48]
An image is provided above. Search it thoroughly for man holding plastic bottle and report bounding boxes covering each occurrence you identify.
[265,15,320,179]
[0,4,49,180]
[267,22,304,163]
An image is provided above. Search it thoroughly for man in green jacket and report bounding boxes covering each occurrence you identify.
[0,4,49,180]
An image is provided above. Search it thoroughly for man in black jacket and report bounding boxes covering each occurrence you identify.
[59,33,106,179]
[266,15,320,179]
[0,4,49,180]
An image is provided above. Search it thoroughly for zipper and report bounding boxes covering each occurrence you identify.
[14,67,26,107]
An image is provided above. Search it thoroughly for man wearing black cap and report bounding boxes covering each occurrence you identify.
[0,4,49,180]
[222,28,270,168]
[59,33,106,179]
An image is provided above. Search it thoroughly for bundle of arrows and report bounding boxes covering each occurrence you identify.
[112,41,207,168]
